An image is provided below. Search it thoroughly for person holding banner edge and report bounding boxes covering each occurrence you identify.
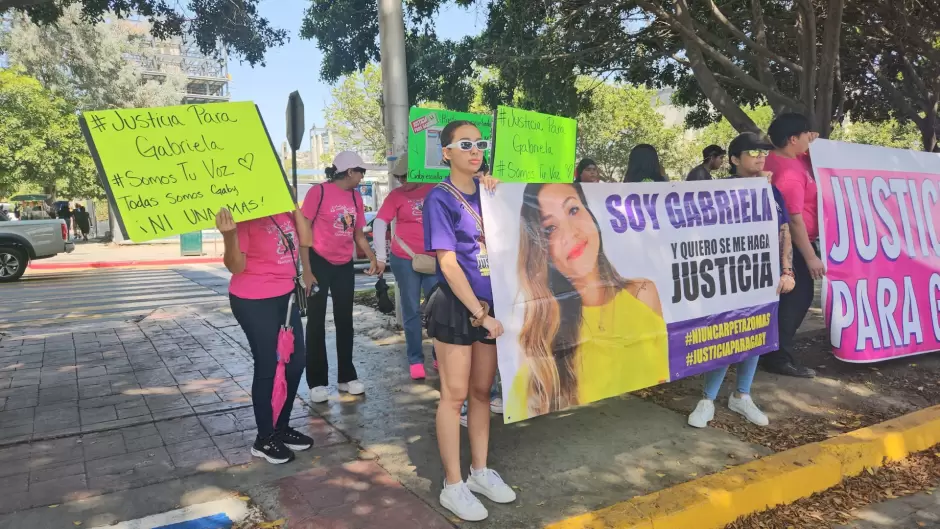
[761,113,824,379]
[215,197,315,465]
[373,153,438,380]
[506,182,669,421]
[303,151,384,404]
[688,132,795,429]
[422,120,515,521]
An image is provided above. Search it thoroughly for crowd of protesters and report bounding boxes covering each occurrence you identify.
[214,111,822,522]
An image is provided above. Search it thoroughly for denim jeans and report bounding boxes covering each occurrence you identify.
[703,355,760,401]
[229,292,305,440]
[389,254,438,365]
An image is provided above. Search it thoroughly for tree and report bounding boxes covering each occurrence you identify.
[575,80,682,181]
[841,1,940,151]
[321,64,386,164]
[300,0,851,136]
[0,69,99,199]
[1,8,188,111]
[0,0,287,66]
[300,1,479,112]
[831,118,922,151]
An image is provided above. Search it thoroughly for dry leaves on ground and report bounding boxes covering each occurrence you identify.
[726,451,940,529]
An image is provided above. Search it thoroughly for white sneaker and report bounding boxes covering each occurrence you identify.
[688,399,715,428]
[489,397,504,414]
[338,380,365,395]
[308,386,329,403]
[467,468,517,504]
[728,394,769,426]
[440,481,487,521]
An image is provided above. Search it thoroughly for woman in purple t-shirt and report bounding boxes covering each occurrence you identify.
[215,199,314,465]
[422,121,516,521]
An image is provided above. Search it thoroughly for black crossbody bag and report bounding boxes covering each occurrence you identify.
[269,217,308,317]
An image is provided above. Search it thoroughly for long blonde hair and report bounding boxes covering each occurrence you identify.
[516,183,626,416]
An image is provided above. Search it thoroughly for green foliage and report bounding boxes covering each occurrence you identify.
[321,64,386,164]
[831,119,923,151]
[575,80,682,181]
[0,69,99,199]
[1,8,187,111]
[4,0,286,66]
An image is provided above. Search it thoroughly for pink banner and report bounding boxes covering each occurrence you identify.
[817,166,940,362]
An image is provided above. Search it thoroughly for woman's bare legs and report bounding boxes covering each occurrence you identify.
[467,341,497,471]
[435,339,472,485]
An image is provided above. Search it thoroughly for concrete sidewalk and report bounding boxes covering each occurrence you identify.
[0,290,853,529]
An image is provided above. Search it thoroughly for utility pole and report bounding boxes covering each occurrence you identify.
[377,0,409,326]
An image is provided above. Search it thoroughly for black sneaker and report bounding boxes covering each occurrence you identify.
[278,426,314,451]
[250,435,295,464]
[763,361,816,378]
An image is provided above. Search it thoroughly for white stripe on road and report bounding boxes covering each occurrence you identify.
[88,498,248,529]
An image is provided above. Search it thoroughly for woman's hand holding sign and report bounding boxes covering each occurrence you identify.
[215,207,237,234]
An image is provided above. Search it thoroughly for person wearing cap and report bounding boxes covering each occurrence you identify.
[302,151,384,404]
[686,145,726,181]
[373,153,439,380]
[688,132,795,430]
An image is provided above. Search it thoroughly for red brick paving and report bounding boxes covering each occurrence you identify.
[274,461,453,529]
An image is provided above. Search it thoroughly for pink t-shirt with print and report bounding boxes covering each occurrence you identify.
[376,184,434,260]
[301,183,366,264]
[767,151,819,240]
[229,212,298,300]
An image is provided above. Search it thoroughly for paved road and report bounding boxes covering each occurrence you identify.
[2,266,394,330]
[0,268,223,330]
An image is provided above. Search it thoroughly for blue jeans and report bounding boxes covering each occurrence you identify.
[390,254,438,365]
[703,355,760,401]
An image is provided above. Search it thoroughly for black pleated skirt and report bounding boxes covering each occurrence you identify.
[422,284,496,346]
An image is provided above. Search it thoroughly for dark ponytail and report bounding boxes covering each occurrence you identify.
[325,165,347,181]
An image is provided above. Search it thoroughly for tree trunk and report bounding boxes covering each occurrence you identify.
[921,104,938,152]
[814,0,845,138]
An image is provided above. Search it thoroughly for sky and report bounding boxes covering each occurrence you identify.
[228,0,488,151]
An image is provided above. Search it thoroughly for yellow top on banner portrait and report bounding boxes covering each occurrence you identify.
[81,102,294,242]
[492,105,576,183]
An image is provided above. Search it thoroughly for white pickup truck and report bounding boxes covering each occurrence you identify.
[0,212,74,282]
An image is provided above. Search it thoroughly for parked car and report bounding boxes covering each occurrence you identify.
[0,216,74,282]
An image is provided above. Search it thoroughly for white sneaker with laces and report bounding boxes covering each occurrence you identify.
[489,397,504,414]
[440,481,487,521]
[467,468,517,504]
[309,385,329,404]
[687,399,715,428]
[338,379,365,395]
[728,394,769,426]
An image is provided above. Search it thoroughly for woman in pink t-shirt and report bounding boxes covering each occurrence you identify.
[301,151,384,404]
[216,200,313,465]
[373,153,438,380]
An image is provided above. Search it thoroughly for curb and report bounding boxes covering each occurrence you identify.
[30,257,223,270]
[545,404,940,529]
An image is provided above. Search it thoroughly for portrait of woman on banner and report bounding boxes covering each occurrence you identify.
[506,182,669,421]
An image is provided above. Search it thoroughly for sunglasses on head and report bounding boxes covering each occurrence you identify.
[445,139,491,151]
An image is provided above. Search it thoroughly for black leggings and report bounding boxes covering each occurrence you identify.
[229,292,305,440]
[306,250,357,388]
[763,244,816,367]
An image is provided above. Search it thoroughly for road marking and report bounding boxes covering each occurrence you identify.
[89,498,248,529]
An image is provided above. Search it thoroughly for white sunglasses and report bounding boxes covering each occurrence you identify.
[445,140,491,151]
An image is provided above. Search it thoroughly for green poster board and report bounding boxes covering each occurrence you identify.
[80,101,294,242]
[492,105,577,183]
[407,108,493,183]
